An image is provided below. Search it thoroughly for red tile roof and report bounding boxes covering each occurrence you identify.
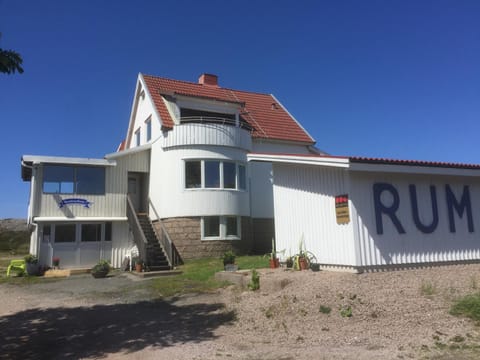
[142,74,315,144]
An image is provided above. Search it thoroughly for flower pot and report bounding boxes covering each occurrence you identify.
[135,263,143,272]
[91,269,109,278]
[299,257,308,270]
[286,258,293,269]
[26,263,39,276]
[269,258,280,268]
[310,263,320,272]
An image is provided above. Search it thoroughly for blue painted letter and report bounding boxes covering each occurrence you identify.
[373,183,406,235]
[409,185,439,233]
[445,185,474,233]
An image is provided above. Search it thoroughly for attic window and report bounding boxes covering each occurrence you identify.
[271,103,278,110]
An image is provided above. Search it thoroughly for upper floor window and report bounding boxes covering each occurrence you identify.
[185,160,246,190]
[145,117,152,142]
[135,129,141,147]
[43,165,105,195]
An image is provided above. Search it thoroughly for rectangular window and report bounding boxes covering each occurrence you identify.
[223,162,236,189]
[43,165,105,195]
[205,161,220,188]
[76,167,105,194]
[202,216,241,240]
[135,129,141,146]
[185,160,247,191]
[81,224,101,242]
[203,216,220,237]
[146,118,152,141]
[55,224,76,243]
[43,166,75,194]
[238,165,246,190]
[185,161,201,188]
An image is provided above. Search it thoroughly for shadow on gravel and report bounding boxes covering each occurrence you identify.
[0,299,235,359]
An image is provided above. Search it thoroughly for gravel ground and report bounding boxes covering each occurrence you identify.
[1,265,480,359]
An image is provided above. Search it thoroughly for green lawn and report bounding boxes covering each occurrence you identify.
[150,255,269,298]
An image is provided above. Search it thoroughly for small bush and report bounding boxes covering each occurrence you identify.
[450,293,480,321]
[420,280,436,296]
[319,305,331,314]
[248,269,260,291]
[340,306,352,318]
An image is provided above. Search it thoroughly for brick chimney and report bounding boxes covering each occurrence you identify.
[198,73,218,87]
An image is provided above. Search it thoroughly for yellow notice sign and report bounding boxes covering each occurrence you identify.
[335,194,350,224]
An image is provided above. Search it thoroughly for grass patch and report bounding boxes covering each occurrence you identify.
[450,293,480,321]
[150,255,268,298]
[420,280,437,296]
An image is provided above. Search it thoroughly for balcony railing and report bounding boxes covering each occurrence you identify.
[162,120,252,151]
[180,116,253,131]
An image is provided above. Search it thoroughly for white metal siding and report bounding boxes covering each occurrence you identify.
[162,123,252,151]
[149,143,250,219]
[350,172,480,266]
[273,164,356,265]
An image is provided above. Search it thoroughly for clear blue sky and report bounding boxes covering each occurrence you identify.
[1,0,479,218]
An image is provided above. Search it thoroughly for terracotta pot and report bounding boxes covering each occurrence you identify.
[269,258,280,269]
[135,263,143,272]
[299,257,308,270]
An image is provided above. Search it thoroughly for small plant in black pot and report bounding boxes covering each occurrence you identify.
[222,251,237,271]
[91,259,111,278]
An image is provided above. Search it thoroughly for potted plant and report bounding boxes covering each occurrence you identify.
[91,259,111,278]
[24,254,39,276]
[52,256,60,269]
[265,238,280,268]
[222,251,237,271]
[286,256,294,269]
[132,256,143,272]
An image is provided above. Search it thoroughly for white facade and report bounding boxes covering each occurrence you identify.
[22,73,317,268]
[249,154,480,270]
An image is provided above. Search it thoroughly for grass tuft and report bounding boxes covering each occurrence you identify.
[450,293,480,321]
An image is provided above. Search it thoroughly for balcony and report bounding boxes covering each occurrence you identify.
[162,117,252,151]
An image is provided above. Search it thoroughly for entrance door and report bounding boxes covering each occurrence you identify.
[128,175,141,212]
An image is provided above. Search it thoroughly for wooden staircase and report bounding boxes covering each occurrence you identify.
[137,213,171,271]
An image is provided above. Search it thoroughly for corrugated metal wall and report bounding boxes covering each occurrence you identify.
[273,164,356,265]
[33,150,149,218]
[350,171,480,266]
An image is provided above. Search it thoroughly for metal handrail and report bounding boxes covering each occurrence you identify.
[126,195,147,262]
[148,198,183,267]
[180,116,253,130]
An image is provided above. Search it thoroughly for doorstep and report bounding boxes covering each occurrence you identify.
[129,269,183,278]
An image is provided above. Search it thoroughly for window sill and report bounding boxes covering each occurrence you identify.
[201,237,241,241]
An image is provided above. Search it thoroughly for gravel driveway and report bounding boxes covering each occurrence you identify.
[1,266,480,359]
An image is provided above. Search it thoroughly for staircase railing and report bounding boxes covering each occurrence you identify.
[148,198,183,267]
[126,194,147,262]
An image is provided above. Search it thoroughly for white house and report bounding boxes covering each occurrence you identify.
[248,153,480,271]
[21,73,320,269]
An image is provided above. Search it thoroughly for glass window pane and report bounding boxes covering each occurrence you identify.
[81,224,101,242]
[76,167,105,194]
[203,216,220,237]
[55,224,76,243]
[135,130,140,146]
[223,162,236,189]
[205,161,220,188]
[146,120,152,141]
[43,166,74,194]
[226,217,238,236]
[185,161,201,188]
[238,165,246,190]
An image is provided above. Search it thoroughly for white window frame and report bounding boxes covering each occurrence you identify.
[201,216,241,240]
[184,159,247,191]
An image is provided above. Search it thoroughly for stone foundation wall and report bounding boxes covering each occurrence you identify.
[157,217,254,260]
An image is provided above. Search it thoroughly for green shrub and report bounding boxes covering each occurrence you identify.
[248,269,260,291]
[450,293,480,321]
[340,306,352,318]
[319,305,331,314]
